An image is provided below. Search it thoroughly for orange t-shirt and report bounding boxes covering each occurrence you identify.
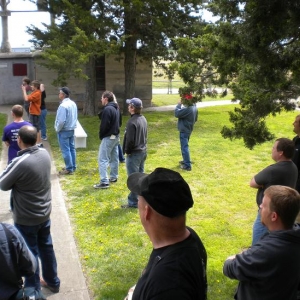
[28,90,41,115]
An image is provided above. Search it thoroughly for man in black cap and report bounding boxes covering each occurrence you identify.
[122,97,148,208]
[55,87,78,175]
[125,167,207,300]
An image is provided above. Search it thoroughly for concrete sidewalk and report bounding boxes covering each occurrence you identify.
[0,105,90,300]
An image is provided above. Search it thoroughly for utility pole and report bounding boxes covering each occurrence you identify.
[0,0,11,53]
[0,0,52,53]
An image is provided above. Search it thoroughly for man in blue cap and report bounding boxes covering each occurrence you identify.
[122,98,148,208]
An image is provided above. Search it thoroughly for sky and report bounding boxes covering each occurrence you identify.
[0,0,51,48]
[0,0,216,49]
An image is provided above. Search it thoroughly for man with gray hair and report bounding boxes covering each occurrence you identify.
[55,86,78,175]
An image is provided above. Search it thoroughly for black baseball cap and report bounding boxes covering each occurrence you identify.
[127,168,194,218]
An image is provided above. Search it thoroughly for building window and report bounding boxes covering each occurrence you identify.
[96,56,105,91]
[13,63,27,76]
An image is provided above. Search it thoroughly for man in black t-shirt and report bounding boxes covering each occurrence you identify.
[125,168,207,300]
[292,114,300,193]
[250,138,297,245]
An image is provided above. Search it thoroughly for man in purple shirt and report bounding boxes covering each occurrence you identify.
[2,105,32,164]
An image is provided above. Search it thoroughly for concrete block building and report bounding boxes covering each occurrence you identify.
[0,52,152,111]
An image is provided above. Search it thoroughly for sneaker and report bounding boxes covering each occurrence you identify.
[121,204,137,209]
[120,160,126,163]
[180,165,191,171]
[41,137,47,141]
[109,178,118,183]
[40,278,59,293]
[37,143,44,148]
[58,169,74,175]
[93,183,109,189]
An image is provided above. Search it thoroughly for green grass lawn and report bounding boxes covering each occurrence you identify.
[44,106,298,300]
[0,106,297,300]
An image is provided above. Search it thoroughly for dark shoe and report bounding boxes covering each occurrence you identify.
[37,143,44,148]
[93,183,109,189]
[180,165,191,171]
[40,278,60,293]
[120,160,126,163]
[59,169,73,175]
[179,160,193,165]
[121,204,137,209]
[109,178,118,183]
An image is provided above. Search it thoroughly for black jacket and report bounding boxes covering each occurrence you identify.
[123,114,147,154]
[99,102,120,140]
[223,229,300,300]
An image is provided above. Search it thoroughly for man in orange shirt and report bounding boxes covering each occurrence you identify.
[22,80,42,143]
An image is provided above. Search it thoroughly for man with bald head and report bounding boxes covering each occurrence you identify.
[0,125,60,297]
[125,167,207,300]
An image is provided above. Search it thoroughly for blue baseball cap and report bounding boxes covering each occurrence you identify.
[126,97,143,108]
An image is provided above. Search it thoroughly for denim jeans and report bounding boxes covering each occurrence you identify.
[98,136,119,183]
[14,220,60,291]
[57,130,76,172]
[126,151,147,207]
[118,143,125,162]
[252,209,269,245]
[40,108,47,139]
[180,132,191,168]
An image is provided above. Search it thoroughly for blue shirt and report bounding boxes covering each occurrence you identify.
[54,98,78,132]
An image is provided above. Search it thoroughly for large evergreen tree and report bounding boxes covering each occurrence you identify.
[209,0,300,148]
[28,0,202,115]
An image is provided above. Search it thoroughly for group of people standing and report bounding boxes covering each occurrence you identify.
[3,84,300,300]
[2,78,48,165]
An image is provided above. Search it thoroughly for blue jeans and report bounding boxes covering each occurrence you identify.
[14,220,60,291]
[118,143,125,162]
[252,209,269,245]
[180,132,191,168]
[57,130,76,172]
[126,151,147,207]
[98,136,119,183]
[40,109,47,139]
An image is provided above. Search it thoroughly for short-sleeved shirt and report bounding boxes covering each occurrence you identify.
[2,121,32,163]
[132,227,207,300]
[254,161,298,206]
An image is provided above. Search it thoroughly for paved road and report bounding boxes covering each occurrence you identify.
[144,100,239,112]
